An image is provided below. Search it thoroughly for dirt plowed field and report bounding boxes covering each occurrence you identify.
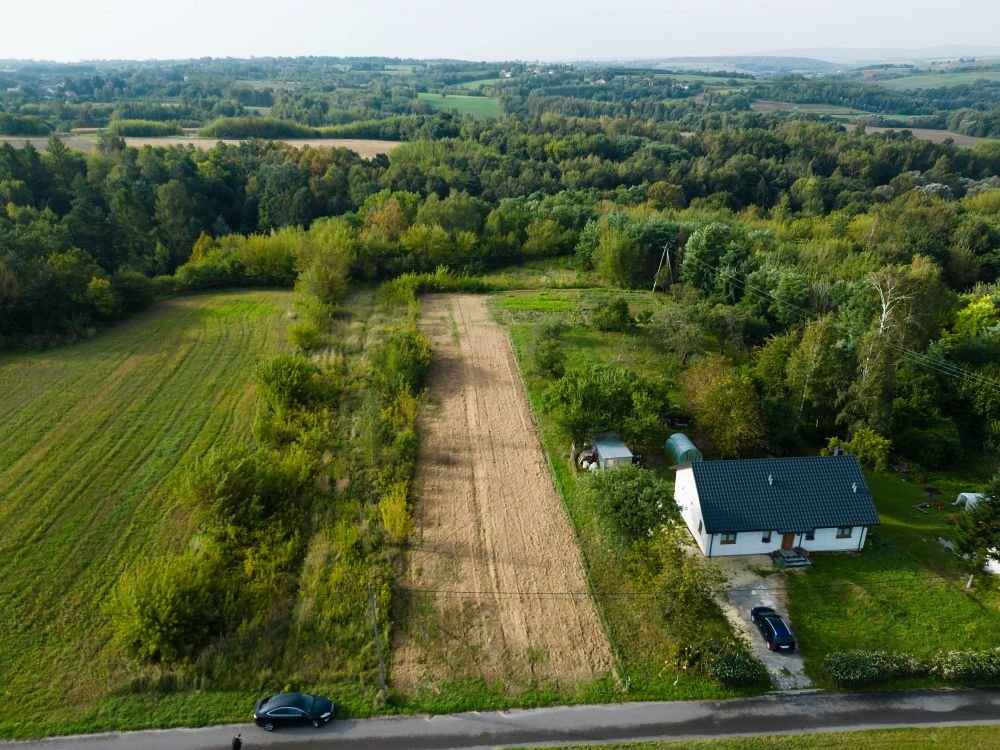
[392,295,613,691]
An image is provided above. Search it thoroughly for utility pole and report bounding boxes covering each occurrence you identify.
[368,582,388,704]
[652,240,671,293]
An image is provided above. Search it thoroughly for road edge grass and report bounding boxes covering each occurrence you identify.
[503,724,1000,750]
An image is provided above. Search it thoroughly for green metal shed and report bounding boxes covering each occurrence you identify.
[666,432,703,465]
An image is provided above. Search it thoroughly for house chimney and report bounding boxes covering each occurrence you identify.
[852,482,857,493]
[768,474,773,486]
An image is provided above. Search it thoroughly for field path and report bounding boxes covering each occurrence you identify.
[392,295,613,691]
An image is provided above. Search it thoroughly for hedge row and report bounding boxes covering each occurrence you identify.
[824,648,1000,687]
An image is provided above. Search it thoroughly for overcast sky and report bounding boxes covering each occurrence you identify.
[5,0,1000,62]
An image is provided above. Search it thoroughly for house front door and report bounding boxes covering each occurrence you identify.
[781,533,795,551]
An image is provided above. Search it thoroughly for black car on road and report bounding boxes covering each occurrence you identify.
[253,692,335,731]
[750,606,796,653]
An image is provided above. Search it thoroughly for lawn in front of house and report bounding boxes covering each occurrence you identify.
[787,471,999,686]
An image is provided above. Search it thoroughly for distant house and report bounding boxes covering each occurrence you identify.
[674,455,880,557]
[591,433,634,471]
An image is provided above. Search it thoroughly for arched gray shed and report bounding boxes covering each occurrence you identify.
[666,432,703,465]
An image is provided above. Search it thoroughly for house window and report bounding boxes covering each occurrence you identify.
[836,527,852,539]
[805,529,815,541]
[762,531,771,543]
[697,519,703,534]
[721,532,737,545]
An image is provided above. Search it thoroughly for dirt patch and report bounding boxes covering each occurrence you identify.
[842,123,992,147]
[391,295,613,692]
[714,555,812,691]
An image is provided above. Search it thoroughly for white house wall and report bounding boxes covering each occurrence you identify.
[804,526,868,552]
[674,467,709,555]
[706,526,868,557]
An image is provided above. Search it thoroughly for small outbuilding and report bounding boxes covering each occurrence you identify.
[665,432,703,465]
[591,433,633,471]
[674,455,880,557]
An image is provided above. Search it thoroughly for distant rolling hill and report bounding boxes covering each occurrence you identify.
[575,56,839,76]
[754,45,1000,65]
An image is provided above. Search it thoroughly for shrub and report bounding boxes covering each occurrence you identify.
[823,650,925,686]
[369,326,432,396]
[378,267,491,307]
[199,116,317,139]
[933,649,1000,681]
[288,319,324,351]
[379,481,414,545]
[114,552,231,663]
[532,335,566,379]
[710,650,767,686]
[585,464,675,541]
[823,427,891,472]
[111,270,155,312]
[591,297,632,332]
[107,119,183,137]
[252,353,324,413]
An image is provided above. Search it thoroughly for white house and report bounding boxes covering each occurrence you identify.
[674,455,880,557]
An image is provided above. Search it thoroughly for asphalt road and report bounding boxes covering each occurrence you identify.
[5,689,999,750]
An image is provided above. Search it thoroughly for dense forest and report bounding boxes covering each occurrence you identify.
[1,56,999,470]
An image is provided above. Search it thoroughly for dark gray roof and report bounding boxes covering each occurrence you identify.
[690,455,880,534]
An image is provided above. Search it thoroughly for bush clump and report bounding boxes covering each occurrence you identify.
[591,297,632,332]
[709,650,768,686]
[933,649,1000,681]
[585,463,675,541]
[823,650,925,686]
[114,552,232,663]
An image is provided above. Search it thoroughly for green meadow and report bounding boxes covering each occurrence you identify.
[0,290,294,736]
[417,92,502,119]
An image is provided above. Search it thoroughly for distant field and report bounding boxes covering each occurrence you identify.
[417,92,502,119]
[878,71,1000,90]
[661,72,751,84]
[843,122,994,147]
[0,135,402,157]
[752,100,870,115]
[460,78,503,89]
[0,291,293,736]
[234,78,300,90]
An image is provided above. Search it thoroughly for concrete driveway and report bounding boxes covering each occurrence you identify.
[715,555,813,691]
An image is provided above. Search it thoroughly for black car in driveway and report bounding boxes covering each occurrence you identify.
[253,692,335,731]
[750,606,796,653]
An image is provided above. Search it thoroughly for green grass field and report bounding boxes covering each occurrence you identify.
[788,471,1000,686]
[513,725,1000,750]
[0,290,294,737]
[878,71,1000,90]
[417,92,502,119]
[461,78,504,89]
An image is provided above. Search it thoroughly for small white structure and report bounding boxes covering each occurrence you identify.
[591,433,633,472]
[986,552,1000,576]
[953,492,984,509]
[674,455,880,557]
